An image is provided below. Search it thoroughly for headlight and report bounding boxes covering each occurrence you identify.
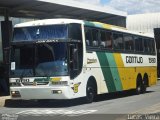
[11,91,21,97]
[52,90,62,94]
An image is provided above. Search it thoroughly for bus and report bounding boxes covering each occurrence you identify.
[9,19,157,103]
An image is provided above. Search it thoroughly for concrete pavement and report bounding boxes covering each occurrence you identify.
[0,81,160,120]
[0,80,160,109]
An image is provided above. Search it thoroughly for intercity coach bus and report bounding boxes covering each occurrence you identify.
[9,19,157,103]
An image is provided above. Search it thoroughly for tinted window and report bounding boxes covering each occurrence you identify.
[100,30,107,48]
[113,33,124,50]
[13,25,68,41]
[124,34,134,51]
[106,32,112,49]
[144,38,155,54]
[135,37,143,52]
[69,23,82,40]
[11,43,69,77]
[85,27,92,46]
[100,30,112,49]
[92,29,99,47]
[85,27,100,48]
[150,39,156,54]
[144,38,150,52]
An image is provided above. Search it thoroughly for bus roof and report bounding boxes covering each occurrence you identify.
[14,18,84,27]
[15,18,154,38]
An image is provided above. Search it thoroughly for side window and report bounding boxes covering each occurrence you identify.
[100,30,107,48]
[100,30,112,49]
[124,34,134,51]
[92,29,99,47]
[106,31,112,49]
[69,23,82,41]
[144,38,150,53]
[85,27,92,47]
[150,39,156,54]
[143,38,155,54]
[113,33,124,50]
[135,37,143,52]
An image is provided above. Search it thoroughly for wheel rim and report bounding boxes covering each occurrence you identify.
[137,86,141,92]
[142,80,147,93]
[136,83,141,94]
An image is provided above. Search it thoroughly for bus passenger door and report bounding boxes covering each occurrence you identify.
[69,43,83,80]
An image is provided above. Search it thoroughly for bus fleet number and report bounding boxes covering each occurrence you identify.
[149,58,156,63]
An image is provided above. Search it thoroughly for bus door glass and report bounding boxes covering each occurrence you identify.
[69,23,83,79]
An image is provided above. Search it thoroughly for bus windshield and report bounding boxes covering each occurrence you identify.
[13,25,68,41]
[10,43,68,77]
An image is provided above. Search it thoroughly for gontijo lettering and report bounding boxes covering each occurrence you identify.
[126,56,143,63]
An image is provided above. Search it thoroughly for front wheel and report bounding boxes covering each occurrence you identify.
[85,83,94,103]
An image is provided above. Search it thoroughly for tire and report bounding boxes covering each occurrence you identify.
[135,82,142,95]
[85,83,95,103]
[135,76,143,95]
[141,80,147,93]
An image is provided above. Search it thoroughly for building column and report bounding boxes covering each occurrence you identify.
[0,9,12,95]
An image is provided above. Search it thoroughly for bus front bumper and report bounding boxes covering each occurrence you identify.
[10,86,72,100]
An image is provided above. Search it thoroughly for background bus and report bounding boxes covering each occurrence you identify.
[10,19,157,103]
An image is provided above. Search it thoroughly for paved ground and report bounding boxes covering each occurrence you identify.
[0,81,160,120]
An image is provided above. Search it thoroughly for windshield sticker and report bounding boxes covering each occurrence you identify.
[11,62,16,70]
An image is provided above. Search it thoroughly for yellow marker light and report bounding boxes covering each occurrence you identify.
[50,77,61,82]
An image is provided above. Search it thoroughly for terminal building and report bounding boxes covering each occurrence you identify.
[127,13,160,35]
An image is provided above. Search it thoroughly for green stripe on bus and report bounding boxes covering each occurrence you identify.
[106,53,123,91]
[84,21,103,28]
[96,52,116,92]
[84,21,96,27]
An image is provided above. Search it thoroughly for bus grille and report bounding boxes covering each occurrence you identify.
[22,82,49,86]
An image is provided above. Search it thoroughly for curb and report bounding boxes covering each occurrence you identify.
[0,96,11,107]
